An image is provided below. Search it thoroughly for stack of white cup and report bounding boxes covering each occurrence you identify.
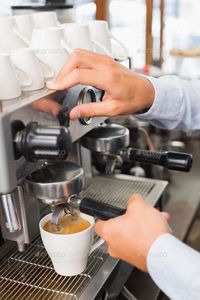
[0,11,127,101]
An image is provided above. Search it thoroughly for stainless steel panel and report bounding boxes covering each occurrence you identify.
[0,175,167,300]
[0,86,106,194]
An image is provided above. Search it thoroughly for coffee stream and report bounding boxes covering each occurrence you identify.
[44,215,91,234]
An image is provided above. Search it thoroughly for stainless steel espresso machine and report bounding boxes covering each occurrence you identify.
[0,86,193,300]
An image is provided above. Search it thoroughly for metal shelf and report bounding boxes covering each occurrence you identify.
[0,87,55,115]
[12,3,74,10]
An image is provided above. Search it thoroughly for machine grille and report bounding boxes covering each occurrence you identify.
[0,176,156,300]
[81,176,155,207]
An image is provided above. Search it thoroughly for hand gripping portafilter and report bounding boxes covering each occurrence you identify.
[25,161,126,225]
[81,124,193,174]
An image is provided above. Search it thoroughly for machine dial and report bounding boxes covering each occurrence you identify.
[13,122,72,162]
[77,88,96,125]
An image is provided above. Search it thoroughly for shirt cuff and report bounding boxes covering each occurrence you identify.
[134,76,161,119]
[147,233,200,300]
[134,76,184,129]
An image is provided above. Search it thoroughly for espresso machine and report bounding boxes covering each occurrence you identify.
[0,86,193,300]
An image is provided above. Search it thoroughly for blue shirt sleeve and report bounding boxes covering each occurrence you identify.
[135,76,200,131]
[147,234,200,300]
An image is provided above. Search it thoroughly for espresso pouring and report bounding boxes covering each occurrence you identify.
[43,214,91,235]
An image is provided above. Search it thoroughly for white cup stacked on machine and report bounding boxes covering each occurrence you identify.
[11,48,45,92]
[61,20,127,59]
[15,14,34,42]
[30,27,69,81]
[0,53,22,100]
[32,11,60,29]
[61,23,110,54]
[0,16,28,52]
[88,20,128,59]
[0,11,127,100]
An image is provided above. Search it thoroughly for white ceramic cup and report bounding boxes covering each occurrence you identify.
[62,23,94,52]
[31,11,60,29]
[0,16,29,52]
[0,53,22,100]
[11,48,45,92]
[89,20,127,59]
[15,14,33,42]
[31,27,69,81]
[61,23,108,53]
[39,213,104,276]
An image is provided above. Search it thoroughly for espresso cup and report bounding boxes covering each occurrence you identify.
[62,23,93,52]
[15,14,33,42]
[0,53,22,100]
[31,27,69,81]
[89,20,127,59]
[39,213,104,276]
[0,16,29,52]
[11,48,45,92]
[31,11,59,29]
[62,23,107,53]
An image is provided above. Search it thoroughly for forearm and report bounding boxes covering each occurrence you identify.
[135,76,200,131]
[147,234,200,300]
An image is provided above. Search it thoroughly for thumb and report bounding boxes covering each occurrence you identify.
[161,212,170,221]
[95,220,107,239]
[127,193,147,212]
[70,102,113,119]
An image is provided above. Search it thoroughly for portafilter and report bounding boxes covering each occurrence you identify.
[25,161,125,225]
[81,124,193,173]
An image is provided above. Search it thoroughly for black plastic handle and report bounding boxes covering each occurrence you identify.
[58,106,70,127]
[79,197,126,220]
[14,122,72,162]
[126,148,193,172]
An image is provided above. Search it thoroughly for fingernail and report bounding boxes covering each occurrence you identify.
[47,79,56,89]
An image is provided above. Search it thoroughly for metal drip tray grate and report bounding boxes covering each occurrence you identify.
[81,176,155,207]
[0,175,167,300]
[0,236,106,300]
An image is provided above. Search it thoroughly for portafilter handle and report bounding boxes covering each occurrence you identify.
[51,196,126,225]
[75,197,126,220]
[122,148,193,172]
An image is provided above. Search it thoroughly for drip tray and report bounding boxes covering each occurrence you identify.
[0,175,167,300]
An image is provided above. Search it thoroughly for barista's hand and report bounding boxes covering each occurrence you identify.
[32,98,61,116]
[95,194,171,272]
[47,49,155,120]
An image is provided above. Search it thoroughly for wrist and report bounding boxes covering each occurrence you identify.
[135,74,155,112]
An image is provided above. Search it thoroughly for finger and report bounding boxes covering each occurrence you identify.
[54,49,107,83]
[107,246,119,259]
[161,212,170,221]
[70,101,116,119]
[127,193,146,208]
[126,193,149,216]
[32,99,61,116]
[95,220,107,239]
[48,69,105,91]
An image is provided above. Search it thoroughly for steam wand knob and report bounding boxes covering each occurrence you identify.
[14,122,72,162]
